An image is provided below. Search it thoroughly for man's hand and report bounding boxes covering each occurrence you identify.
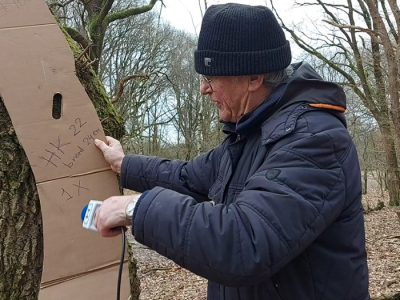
[94,195,139,237]
[94,136,125,173]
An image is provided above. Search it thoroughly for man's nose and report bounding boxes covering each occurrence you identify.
[200,80,212,95]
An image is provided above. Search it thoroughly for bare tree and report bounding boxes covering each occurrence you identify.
[166,31,221,160]
[50,0,162,73]
[270,0,400,205]
[100,11,177,154]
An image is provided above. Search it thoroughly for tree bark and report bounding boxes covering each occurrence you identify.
[363,169,368,195]
[128,243,141,299]
[379,121,400,206]
[0,27,126,299]
[0,99,43,300]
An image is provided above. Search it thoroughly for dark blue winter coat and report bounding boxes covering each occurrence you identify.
[122,62,370,300]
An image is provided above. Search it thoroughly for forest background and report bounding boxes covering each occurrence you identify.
[0,0,399,299]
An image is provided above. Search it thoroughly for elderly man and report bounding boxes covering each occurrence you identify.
[94,3,369,300]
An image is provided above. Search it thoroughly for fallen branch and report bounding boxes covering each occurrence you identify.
[384,279,398,288]
[111,74,149,104]
[131,245,151,250]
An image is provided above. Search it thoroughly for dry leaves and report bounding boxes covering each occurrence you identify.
[129,241,207,300]
[363,190,400,298]
[127,186,400,299]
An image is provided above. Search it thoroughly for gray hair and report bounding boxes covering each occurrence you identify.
[263,65,293,87]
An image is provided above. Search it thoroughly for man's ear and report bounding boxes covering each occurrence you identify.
[248,75,264,92]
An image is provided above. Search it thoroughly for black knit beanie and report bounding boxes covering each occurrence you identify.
[194,3,292,76]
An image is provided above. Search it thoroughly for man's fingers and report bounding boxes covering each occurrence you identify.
[94,211,99,229]
[105,136,118,147]
[94,139,109,152]
[100,227,123,238]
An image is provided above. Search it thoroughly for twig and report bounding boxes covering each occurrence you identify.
[111,74,149,104]
[99,117,110,124]
[83,58,98,69]
[384,241,400,246]
[323,20,382,44]
[384,279,398,288]
[131,245,151,250]
[77,43,92,61]
[141,267,173,274]
[387,235,400,239]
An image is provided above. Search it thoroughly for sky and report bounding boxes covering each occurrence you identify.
[157,0,322,60]
[160,0,300,33]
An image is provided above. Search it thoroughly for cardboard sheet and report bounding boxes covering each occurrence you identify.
[37,171,123,282]
[0,0,130,298]
[39,263,130,300]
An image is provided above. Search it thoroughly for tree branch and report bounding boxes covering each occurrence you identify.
[105,0,158,25]
[386,0,400,43]
[322,20,381,43]
[77,43,92,60]
[346,0,376,103]
[357,0,372,29]
[111,74,150,104]
[63,26,89,50]
[198,0,204,17]
[364,0,400,141]
[271,2,359,89]
[295,1,364,16]
[98,0,115,23]
[48,0,75,8]
[269,0,389,121]
[313,0,353,47]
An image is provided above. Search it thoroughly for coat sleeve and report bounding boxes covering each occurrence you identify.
[120,142,226,203]
[132,132,350,287]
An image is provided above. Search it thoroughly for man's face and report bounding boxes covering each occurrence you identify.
[200,76,250,123]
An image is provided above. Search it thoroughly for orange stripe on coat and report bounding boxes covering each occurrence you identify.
[309,103,346,112]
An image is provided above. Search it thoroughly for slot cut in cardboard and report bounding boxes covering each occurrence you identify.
[52,93,63,119]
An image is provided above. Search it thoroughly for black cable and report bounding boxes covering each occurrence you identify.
[117,227,126,300]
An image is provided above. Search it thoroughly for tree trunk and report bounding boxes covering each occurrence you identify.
[378,171,385,197]
[363,169,368,195]
[128,243,141,299]
[384,171,388,191]
[0,27,132,299]
[380,122,400,206]
[0,99,44,300]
